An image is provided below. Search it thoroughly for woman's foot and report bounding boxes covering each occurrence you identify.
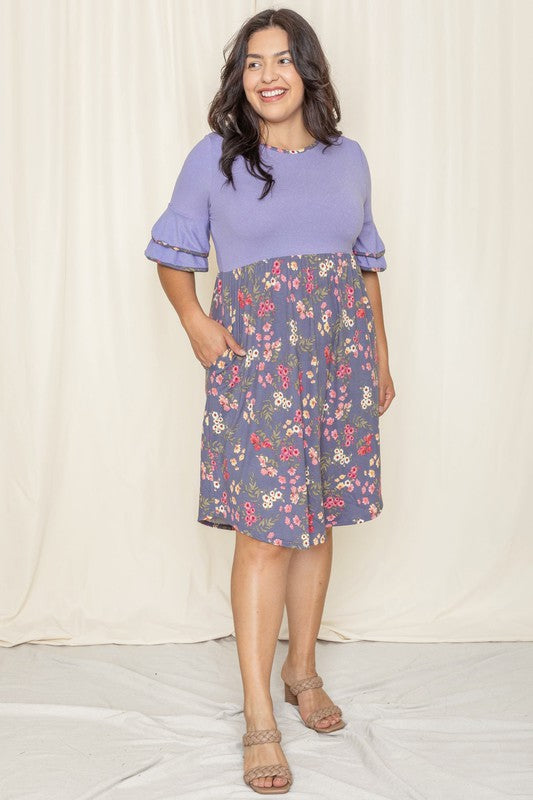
[243,710,291,791]
[281,659,342,730]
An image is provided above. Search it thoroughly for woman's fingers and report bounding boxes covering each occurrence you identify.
[223,329,246,356]
[190,321,245,367]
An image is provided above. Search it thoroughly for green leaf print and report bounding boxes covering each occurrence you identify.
[256,516,280,533]
[244,476,262,500]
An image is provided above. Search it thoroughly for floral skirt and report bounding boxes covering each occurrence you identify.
[198,251,383,549]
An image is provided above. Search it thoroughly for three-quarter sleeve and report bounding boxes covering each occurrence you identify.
[353,142,387,272]
[144,134,211,272]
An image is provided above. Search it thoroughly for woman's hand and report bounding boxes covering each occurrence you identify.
[377,364,396,415]
[182,307,246,368]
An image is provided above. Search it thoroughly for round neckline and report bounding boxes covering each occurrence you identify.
[260,139,319,155]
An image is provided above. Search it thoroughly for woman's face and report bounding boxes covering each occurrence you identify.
[243,26,306,132]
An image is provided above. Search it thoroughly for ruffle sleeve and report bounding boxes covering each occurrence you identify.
[144,134,211,272]
[353,142,387,272]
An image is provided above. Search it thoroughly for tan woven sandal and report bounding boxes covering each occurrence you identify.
[283,674,346,733]
[242,728,293,794]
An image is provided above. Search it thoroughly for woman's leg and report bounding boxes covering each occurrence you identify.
[280,527,342,729]
[231,530,293,790]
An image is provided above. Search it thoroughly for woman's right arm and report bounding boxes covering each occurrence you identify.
[157,264,245,368]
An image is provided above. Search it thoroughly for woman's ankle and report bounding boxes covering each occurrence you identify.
[283,653,317,674]
[243,698,276,727]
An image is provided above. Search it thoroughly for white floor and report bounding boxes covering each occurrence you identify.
[0,637,532,799]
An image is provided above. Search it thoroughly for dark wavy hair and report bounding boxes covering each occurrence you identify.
[207,7,342,200]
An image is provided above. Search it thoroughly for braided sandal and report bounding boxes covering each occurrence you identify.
[283,674,346,733]
[242,728,293,794]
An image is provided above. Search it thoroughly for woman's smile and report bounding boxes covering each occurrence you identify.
[258,87,289,102]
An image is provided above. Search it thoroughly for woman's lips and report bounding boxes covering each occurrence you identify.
[258,89,288,103]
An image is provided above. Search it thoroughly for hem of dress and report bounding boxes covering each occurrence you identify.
[197,501,383,550]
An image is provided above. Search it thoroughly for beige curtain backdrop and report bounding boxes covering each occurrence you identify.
[1,0,532,647]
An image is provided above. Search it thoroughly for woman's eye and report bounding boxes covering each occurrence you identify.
[247,58,292,69]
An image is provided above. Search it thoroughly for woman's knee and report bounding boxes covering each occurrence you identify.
[234,529,293,563]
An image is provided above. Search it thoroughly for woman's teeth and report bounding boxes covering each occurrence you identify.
[260,89,287,98]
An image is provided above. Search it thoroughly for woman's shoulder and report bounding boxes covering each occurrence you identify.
[335,133,363,156]
[175,133,219,181]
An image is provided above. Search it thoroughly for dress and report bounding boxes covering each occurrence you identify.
[145,132,388,549]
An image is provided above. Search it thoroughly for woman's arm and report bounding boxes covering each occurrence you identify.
[360,271,395,415]
[157,265,246,368]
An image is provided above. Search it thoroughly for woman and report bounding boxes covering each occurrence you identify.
[145,8,395,794]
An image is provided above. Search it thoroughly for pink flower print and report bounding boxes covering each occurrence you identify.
[324,345,334,364]
[238,289,252,308]
[229,364,240,388]
[250,433,273,451]
[258,299,275,317]
[244,500,257,525]
[295,300,307,319]
[336,364,352,378]
[263,342,275,361]
[356,433,374,456]
[272,261,281,275]
[344,423,355,447]
[356,307,366,318]
[348,465,358,479]
[280,447,290,461]
[324,495,345,509]
[346,285,355,308]
[308,446,319,466]
[278,363,290,390]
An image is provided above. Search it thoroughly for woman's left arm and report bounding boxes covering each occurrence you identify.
[361,271,396,416]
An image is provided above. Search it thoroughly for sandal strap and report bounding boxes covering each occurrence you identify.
[289,674,323,696]
[243,763,293,785]
[306,704,343,729]
[242,728,282,746]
